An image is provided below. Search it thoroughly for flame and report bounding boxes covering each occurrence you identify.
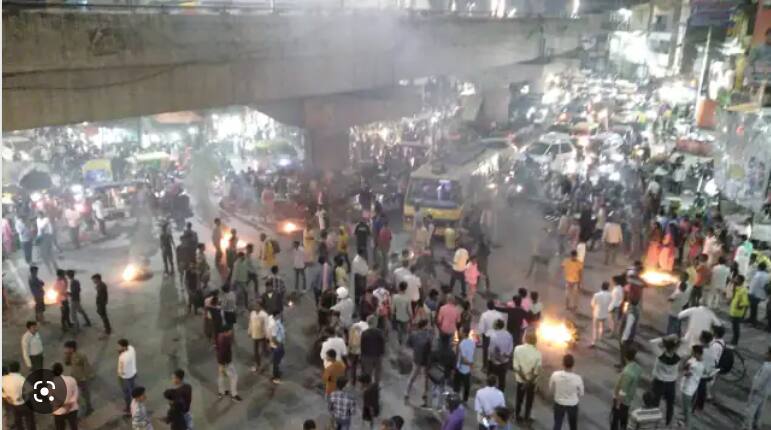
[123,264,139,282]
[640,270,678,287]
[537,318,575,348]
[44,289,59,305]
[281,221,300,234]
[220,231,246,251]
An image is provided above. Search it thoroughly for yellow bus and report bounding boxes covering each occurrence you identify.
[403,139,515,235]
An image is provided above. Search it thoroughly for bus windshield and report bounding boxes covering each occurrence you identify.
[406,178,462,208]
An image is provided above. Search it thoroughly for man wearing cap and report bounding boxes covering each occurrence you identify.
[331,287,354,330]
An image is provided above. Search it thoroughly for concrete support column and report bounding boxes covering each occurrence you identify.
[306,126,350,172]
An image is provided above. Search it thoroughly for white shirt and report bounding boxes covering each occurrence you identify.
[2,372,26,405]
[478,309,504,338]
[602,222,623,244]
[36,216,53,236]
[591,290,613,320]
[678,306,720,347]
[21,331,43,368]
[248,309,269,340]
[393,267,410,286]
[704,340,724,378]
[681,357,704,396]
[710,264,730,292]
[474,386,505,422]
[549,370,584,406]
[293,247,305,269]
[320,336,348,361]
[52,375,79,416]
[92,200,105,219]
[512,344,542,383]
[404,273,421,302]
[609,285,624,310]
[118,346,137,379]
[452,248,469,272]
[646,180,660,195]
[621,312,637,342]
[331,298,354,328]
[352,255,369,277]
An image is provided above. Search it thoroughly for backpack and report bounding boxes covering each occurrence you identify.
[270,239,281,254]
[716,341,734,374]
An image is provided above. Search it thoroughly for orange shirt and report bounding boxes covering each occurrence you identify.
[323,360,347,395]
[562,258,583,284]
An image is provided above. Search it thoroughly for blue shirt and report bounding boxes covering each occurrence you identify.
[748,270,769,300]
[441,406,465,430]
[456,338,475,374]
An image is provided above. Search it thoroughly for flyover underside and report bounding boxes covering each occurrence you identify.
[3,10,596,130]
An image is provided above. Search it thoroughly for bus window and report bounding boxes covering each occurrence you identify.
[406,178,462,208]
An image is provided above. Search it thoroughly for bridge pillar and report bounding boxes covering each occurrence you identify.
[306,126,350,172]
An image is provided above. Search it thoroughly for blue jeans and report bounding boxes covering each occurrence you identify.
[120,376,136,412]
[272,345,285,379]
[335,417,351,430]
[666,315,681,336]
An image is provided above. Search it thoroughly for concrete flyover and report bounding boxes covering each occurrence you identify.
[3,7,603,131]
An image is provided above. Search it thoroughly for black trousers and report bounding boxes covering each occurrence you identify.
[610,403,629,430]
[53,411,78,430]
[748,295,761,324]
[453,371,471,401]
[96,304,111,334]
[162,248,174,273]
[449,270,466,295]
[60,300,73,329]
[553,403,578,430]
[731,316,742,345]
[488,362,508,391]
[651,378,676,425]
[12,403,36,430]
[515,381,535,419]
[481,335,490,369]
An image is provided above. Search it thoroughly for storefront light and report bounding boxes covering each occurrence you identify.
[188,126,198,135]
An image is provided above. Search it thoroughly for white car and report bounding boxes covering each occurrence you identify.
[520,132,577,173]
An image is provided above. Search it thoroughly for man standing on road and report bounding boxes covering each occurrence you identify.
[709,256,730,309]
[21,321,43,370]
[171,369,193,429]
[63,205,81,250]
[449,244,469,296]
[436,296,461,349]
[487,319,514,392]
[63,340,94,416]
[2,361,35,430]
[248,301,269,372]
[745,346,771,430]
[268,312,286,385]
[611,347,642,430]
[618,300,640,368]
[680,345,704,430]
[561,251,583,312]
[453,326,475,403]
[602,216,624,265]
[474,375,505,430]
[51,362,79,430]
[92,196,107,236]
[160,222,176,275]
[512,330,541,424]
[15,216,33,265]
[494,296,528,347]
[215,325,241,401]
[29,266,45,323]
[404,319,432,405]
[91,274,112,337]
[478,301,503,370]
[67,270,91,331]
[549,354,584,430]
[117,338,138,417]
[212,218,224,265]
[352,251,369,307]
[354,219,371,260]
[361,316,386,384]
[391,283,412,345]
[747,262,769,327]
[292,241,307,291]
[327,376,356,430]
[590,282,612,347]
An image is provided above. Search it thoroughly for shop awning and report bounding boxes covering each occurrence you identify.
[153,111,202,124]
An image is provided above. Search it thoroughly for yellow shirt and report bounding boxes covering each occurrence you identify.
[444,227,457,249]
[338,231,349,253]
[562,258,583,283]
[262,240,276,268]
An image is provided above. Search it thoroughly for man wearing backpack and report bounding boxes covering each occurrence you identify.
[708,325,731,400]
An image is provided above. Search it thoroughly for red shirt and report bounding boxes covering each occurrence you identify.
[378,227,392,251]
[694,264,711,288]
[436,303,461,335]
